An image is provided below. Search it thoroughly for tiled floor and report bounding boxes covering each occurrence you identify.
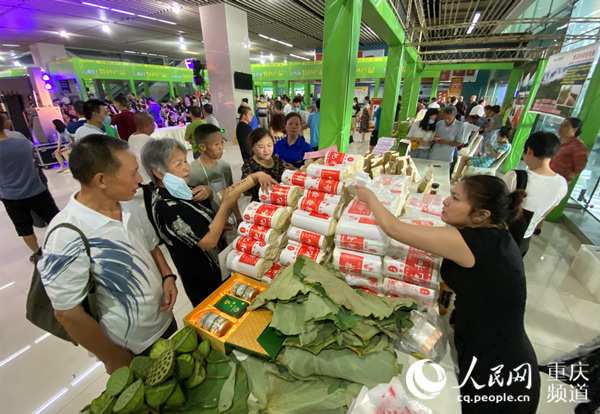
[0,134,597,413]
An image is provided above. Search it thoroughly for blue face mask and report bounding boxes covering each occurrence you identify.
[292,107,300,113]
[162,173,193,200]
[103,116,111,126]
[428,120,435,124]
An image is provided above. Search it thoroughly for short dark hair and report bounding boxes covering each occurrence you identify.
[524,131,561,159]
[315,99,320,109]
[134,112,153,128]
[292,96,302,104]
[491,105,501,113]
[484,105,493,111]
[242,98,249,103]
[270,113,286,133]
[114,95,128,107]
[191,106,203,118]
[203,103,213,114]
[83,99,105,120]
[248,127,273,149]
[443,106,457,116]
[282,96,290,103]
[418,108,439,131]
[238,106,252,117]
[461,175,526,225]
[285,112,302,124]
[450,96,457,104]
[148,97,156,103]
[431,97,437,102]
[194,123,221,146]
[70,134,129,185]
[565,117,583,136]
[73,100,85,116]
[274,101,282,111]
[478,99,485,104]
[52,119,66,133]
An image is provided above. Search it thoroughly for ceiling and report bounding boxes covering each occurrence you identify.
[0,0,598,71]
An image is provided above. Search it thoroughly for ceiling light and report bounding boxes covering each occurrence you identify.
[172,2,181,13]
[12,60,21,66]
[179,36,185,43]
[289,53,310,61]
[138,15,158,21]
[59,30,68,37]
[82,2,109,9]
[101,24,110,33]
[467,25,475,34]
[472,12,481,24]
[179,43,186,50]
[269,53,274,62]
[111,8,135,16]
[124,50,136,53]
[260,59,265,64]
[258,34,292,48]
[157,19,177,25]
[2,44,19,47]
[148,53,157,56]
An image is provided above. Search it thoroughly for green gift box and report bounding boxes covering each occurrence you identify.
[214,294,249,318]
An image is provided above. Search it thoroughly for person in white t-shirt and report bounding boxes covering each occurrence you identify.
[38,134,178,374]
[129,113,155,185]
[428,97,440,109]
[503,131,568,256]
[282,96,292,115]
[469,99,486,117]
[407,108,439,159]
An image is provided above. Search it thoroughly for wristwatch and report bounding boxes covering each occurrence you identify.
[162,274,178,284]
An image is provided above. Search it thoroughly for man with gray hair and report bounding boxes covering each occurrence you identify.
[38,134,178,374]
[429,106,465,165]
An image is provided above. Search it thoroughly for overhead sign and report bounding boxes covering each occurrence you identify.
[251,57,389,81]
[530,42,599,118]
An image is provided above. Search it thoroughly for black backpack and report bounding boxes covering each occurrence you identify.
[508,170,535,243]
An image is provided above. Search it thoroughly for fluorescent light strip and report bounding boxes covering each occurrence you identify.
[32,388,68,414]
[0,282,15,291]
[124,50,136,53]
[258,34,293,48]
[148,53,157,56]
[157,19,177,25]
[467,25,475,34]
[138,15,158,21]
[472,12,481,24]
[289,53,310,61]
[82,2,109,9]
[0,345,31,368]
[111,8,135,16]
[34,333,51,344]
[71,362,103,387]
[2,44,20,47]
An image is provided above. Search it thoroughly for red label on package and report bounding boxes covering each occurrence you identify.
[248,224,269,241]
[315,179,340,194]
[405,248,434,282]
[318,168,341,180]
[253,204,279,226]
[305,190,333,201]
[326,151,355,165]
[347,200,372,216]
[339,251,364,273]
[235,237,258,253]
[287,171,307,186]
[267,185,292,205]
[238,252,260,266]
[298,230,322,247]
[309,211,330,220]
[298,245,320,260]
[339,235,366,251]
[263,263,282,280]
[358,217,378,226]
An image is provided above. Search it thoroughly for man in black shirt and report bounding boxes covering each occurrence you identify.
[236,105,253,162]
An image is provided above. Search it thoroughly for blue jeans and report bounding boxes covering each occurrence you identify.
[409,148,431,159]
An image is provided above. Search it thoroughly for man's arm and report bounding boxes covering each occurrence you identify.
[150,246,177,312]
[55,306,134,374]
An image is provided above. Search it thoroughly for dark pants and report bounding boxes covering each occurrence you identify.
[519,236,531,257]
[3,190,60,236]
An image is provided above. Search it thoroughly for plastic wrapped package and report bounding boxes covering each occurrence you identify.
[306,163,353,181]
[399,218,446,227]
[258,184,303,206]
[341,273,382,292]
[371,174,411,194]
[404,194,444,220]
[324,151,364,172]
[347,377,435,414]
[336,214,388,241]
[382,254,440,289]
[387,241,441,271]
[279,242,325,266]
[237,221,281,244]
[334,234,389,256]
[242,202,292,230]
[287,226,329,249]
[226,250,273,279]
[291,209,337,236]
[303,189,342,205]
[281,170,308,187]
[297,196,341,218]
[394,307,447,363]
[383,278,438,306]
[304,176,344,195]
[261,263,285,285]
[365,184,408,216]
[344,198,374,218]
[332,247,383,278]
[232,236,280,261]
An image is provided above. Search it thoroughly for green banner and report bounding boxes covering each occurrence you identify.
[0,69,28,78]
[251,57,389,81]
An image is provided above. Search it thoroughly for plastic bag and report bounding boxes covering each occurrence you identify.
[394,306,448,363]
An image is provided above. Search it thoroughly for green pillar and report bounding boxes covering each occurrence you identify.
[399,60,421,121]
[174,83,181,98]
[76,77,89,101]
[379,45,404,138]
[128,79,137,98]
[272,81,279,97]
[429,73,440,101]
[285,81,290,97]
[502,68,522,108]
[502,60,548,173]
[304,82,310,105]
[168,81,175,99]
[546,59,600,221]
[320,0,362,152]
[143,81,151,98]
[373,78,381,98]
[102,81,113,101]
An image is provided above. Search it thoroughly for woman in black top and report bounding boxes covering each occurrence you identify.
[356,175,540,414]
[241,128,284,201]
[141,138,240,307]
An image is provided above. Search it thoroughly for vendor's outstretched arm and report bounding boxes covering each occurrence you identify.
[356,186,475,268]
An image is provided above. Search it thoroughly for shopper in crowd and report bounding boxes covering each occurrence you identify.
[166,111,178,127]
[460,115,482,147]
[416,98,426,114]
[428,106,465,163]
[452,127,511,182]
[503,131,568,256]
[395,95,402,122]
[282,96,292,115]
[428,97,440,109]
[203,104,219,128]
[110,95,136,141]
[128,113,155,186]
[351,97,360,143]
[407,108,438,159]
[241,128,284,202]
[0,113,60,260]
[269,113,286,144]
[306,99,321,151]
[183,96,193,123]
[292,96,309,128]
[74,99,108,142]
[465,95,478,116]
[39,134,177,373]
[52,119,72,173]
[469,99,486,117]
[146,97,164,128]
[355,175,540,414]
[236,105,254,162]
[184,106,207,160]
[481,105,503,153]
[142,138,237,307]
[188,124,242,224]
[256,95,269,129]
[550,117,589,183]
[358,96,372,144]
[274,112,313,169]
[272,100,283,115]
[455,96,466,117]
[369,104,382,153]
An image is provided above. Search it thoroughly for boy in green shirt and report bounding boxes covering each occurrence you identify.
[184,106,206,158]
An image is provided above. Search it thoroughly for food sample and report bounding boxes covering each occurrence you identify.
[196,311,233,337]
[229,281,259,301]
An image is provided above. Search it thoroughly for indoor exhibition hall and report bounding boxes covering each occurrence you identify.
[0,0,599,413]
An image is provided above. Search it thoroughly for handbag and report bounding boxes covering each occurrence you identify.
[508,170,535,243]
[26,223,98,345]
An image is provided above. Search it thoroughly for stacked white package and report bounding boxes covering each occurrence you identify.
[366,175,411,216]
[279,241,326,266]
[383,278,438,306]
[306,163,353,181]
[334,234,389,256]
[237,221,281,244]
[258,184,303,206]
[403,193,444,221]
[281,170,309,187]
[231,236,281,262]
[304,189,342,205]
[383,241,441,289]
[336,213,388,242]
[287,226,330,249]
[242,202,293,231]
[297,196,342,218]
[261,263,286,285]
[226,250,273,280]
[324,150,364,172]
[291,209,337,236]
[341,272,382,292]
[332,247,383,278]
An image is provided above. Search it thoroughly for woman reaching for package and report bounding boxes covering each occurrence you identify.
[355,175,540,414]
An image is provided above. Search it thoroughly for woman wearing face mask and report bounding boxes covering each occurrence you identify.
[407,108,438,159]
[355,176,540,414]
[358,96,372,144]
[273,112,313,170]
[141,138,240,307]
[241,128,285,202]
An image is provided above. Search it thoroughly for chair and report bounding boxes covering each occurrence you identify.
[458,134,483,157]
[463,150,510,177]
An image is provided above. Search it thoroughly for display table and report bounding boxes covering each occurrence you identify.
[151,125,191,150]
[410,158,451,197]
